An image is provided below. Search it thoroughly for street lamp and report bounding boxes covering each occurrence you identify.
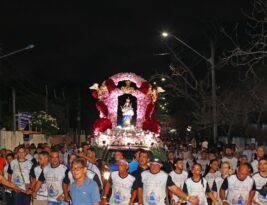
[161,32,211,63]
[162,32,169,37]
[0,44,35,60]
[161,31,217,142]
[0,44,35,131]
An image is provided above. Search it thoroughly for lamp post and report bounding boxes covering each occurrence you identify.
[162,32,217,142]
[0,44,35,131]
[0,44,35,60]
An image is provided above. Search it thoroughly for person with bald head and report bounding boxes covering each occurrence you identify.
[137,157,199,205]
[220,163,256,205]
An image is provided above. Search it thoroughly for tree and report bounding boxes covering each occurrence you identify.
[151,58,214,139]
[220,0,267,139]
[222,0,267,79]
[30,111,59,135]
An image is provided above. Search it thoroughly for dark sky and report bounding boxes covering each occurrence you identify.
[0,0,251,85]
[0,1,253,131]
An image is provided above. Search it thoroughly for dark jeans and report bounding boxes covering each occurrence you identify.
[3,191,13,205]
[13,192,31,205]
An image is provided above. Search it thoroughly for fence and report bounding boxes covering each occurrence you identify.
[0,131,87,150]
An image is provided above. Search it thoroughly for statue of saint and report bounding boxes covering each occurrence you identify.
[121,80,134,94]
[121,97,134,128]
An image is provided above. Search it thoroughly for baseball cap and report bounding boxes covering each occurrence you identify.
[118,159,129,166]
[149,157,163,165]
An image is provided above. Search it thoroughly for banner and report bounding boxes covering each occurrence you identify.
[18,112,31,130]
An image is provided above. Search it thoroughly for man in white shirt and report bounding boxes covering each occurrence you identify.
[243,144,256,162]
[252,156,267,205]
[222,145,238,172]
[31,151,50,205]
[101,159,137,205]
[197,151,209,174]
[137,157,199,205]
[220,163,256,205]
[169,158,188,204]
[8,146,33,205]
[36,150,69,205]
[251,146,265,174]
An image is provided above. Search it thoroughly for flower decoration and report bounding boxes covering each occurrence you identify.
[109,72,146,88]
[104,78,116,92]
[93,118,112,134]
[142,119,161,134]
[91,90,99,99]
[91,72,162,134]
[96,101,108,118]
[145,101,155,120]
[139,82,150,94]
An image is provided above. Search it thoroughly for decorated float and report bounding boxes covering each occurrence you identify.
[90,73,164,147]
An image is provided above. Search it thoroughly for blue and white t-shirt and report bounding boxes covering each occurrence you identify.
[212,175,228,201]
[109,171,136,205]
[140,170,173,205]
[31,165,50,200]
[221,174,256,205]
[169,170,188,202]
[183,177,210,205]
[8,159,32,190]
[252,172,267,204]
[38,164,67,202]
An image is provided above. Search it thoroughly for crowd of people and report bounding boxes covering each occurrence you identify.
[0,142,265,205]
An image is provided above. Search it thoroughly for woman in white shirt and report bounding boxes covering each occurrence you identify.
[212,161,232,201]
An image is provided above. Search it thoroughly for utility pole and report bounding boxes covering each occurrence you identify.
[66,99,70,134]
[76,88,81,144]
[0,86,2,129]
[210,40,217,142]
[0,44,34,131]
[45,85,48,113]
[12,87,16,131]
[161,32,218,142]
[0,47,3,129]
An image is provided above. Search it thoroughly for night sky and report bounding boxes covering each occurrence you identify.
[0,1,250,83]
[0,1,252,132]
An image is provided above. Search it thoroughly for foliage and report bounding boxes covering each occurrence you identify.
[93,145,106,158]
[151,1,267,139]
[30,111,59,135]
[150,146,167,162]
[222,0,267,79]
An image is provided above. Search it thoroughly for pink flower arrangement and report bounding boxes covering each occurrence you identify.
[108,72,146,88]
[92,72,161,134]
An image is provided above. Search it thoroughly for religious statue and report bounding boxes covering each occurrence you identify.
[89,83,108,100]
[121,97,134,128]
[121,80,135,94]
[148,86,165,102]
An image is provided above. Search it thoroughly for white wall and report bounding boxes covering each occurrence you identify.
[0,131,47,150]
